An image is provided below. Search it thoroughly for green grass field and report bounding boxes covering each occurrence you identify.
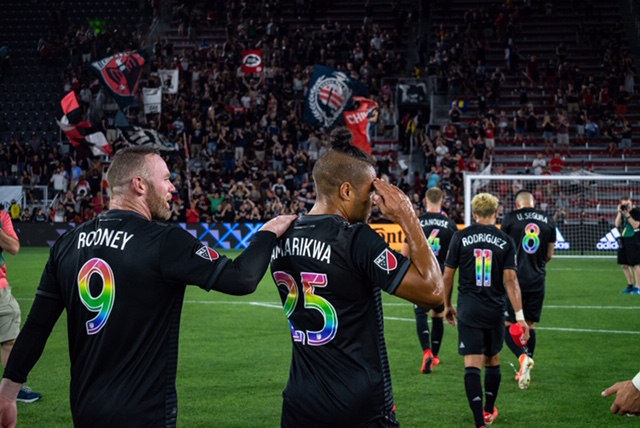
[6,249,640,427]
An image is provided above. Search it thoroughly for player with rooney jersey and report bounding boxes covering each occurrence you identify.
[500,190,555,390]
[270,128,443,428]
[0,147,296,428]
[444,193,529,428]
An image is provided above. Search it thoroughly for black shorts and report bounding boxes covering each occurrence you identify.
[457,321,504,357]
[505,290,545,323]
[618,237,640,266]
[414,303,445,314]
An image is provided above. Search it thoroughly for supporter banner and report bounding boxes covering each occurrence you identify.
[0,187,23,210]
[90,52,145,111]
[396,82,428,106]
[343,96,378,154]
[118,126,177,151]
[158,69,179,94]
[142,87,162,114]
[241,50,263,74]
[85,132,113,157]
[304,65,368,129]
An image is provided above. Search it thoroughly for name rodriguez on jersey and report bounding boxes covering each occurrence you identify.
[461,233,507,249]
[271,237,332,264]
[77,228,134,251]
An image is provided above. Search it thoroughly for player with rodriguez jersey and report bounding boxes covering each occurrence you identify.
[500,190,555,390]
[444,193,529,428]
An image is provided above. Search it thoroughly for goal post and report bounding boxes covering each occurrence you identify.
[463,173,640,257]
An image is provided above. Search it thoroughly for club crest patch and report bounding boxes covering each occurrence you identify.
[196,246,220,261]
[374,249,398,273]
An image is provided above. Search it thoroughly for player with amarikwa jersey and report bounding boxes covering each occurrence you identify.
[270,128,443,428]
[500,189,555,390]
[402,187,457,374]
[444,193,529,428]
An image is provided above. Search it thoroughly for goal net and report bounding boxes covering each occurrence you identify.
[463,173,640,257]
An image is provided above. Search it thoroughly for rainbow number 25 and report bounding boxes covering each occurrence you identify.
[273,271,338,346]
[77,258,115,335]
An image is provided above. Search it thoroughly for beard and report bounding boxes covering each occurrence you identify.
[146,184,171,221]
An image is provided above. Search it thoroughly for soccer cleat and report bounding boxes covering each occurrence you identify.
[483,406,499,425]
[517,354,535,390]
[621,286,635,294]
[421,349,434,374]
[16,386,42,403]
[630,287,640,295]
[433,355,441,366]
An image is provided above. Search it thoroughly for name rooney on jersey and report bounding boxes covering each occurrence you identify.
[461,233,507,249]
[420,218,452,228]
[271,237,331,264]
[77,229,135,251]
[516,212,549,223]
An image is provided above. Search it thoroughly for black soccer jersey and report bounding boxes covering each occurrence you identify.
[417,212,458,272]
[501,207,556,292]
[270,215,411,428]
[445,224,517,328]
[35,210,234,428]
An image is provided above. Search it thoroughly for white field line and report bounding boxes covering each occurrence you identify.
[18,299,638,334]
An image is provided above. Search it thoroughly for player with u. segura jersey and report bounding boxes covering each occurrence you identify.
[500,190,555,390]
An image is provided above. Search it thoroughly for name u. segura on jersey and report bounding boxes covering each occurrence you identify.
[271,237,331,264]
[77,229,134,251]
[516,212,549,223]
[461,233,507,249]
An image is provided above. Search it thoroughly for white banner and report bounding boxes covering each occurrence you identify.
[158,69,179,94]
[143,87,162,114]
[0,187,23,210]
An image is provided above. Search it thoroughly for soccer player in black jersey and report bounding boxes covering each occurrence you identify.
[401,187,457,374]
[443,193,529,428]
[270,128,443,428]
[0,147,296,428]
[501,190,555,390]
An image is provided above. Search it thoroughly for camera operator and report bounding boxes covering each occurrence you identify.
[615,196,640,294]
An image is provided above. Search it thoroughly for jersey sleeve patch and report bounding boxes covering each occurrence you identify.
[374,249,398,273]
[196,246,220,261]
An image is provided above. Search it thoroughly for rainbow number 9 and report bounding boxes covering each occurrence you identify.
[77,258,116,335]
[427,229,441,255]
[473,249,492,287]
[522,223,540,254]
[273,271,338,346]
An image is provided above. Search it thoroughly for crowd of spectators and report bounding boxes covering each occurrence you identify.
[417,1,636,173]
[3,0,636,227]
[5,0,429,225]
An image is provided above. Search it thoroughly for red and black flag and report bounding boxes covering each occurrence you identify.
[57,91,113,157]
[90,51,145,111]
[343,96,378,154]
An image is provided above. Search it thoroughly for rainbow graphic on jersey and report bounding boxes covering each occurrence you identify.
[77,258,115,335]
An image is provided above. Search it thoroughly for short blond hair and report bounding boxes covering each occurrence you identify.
[472,193,500,218]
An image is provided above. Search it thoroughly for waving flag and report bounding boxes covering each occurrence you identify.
[343,97,379,154]
[241,50,263,74]
[117,126,177,151]
[303,65,367,129]
[90,52,145,111]
[57,91,113,157]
